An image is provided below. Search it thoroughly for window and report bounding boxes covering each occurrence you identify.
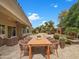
[27,28,29,33]
[0,25,5,34]
[22,27,27,34]
[8,26,16,38]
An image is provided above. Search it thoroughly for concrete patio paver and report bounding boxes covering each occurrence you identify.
[22,44,79,59]
[0,44,79,59]
[0,33,79,59]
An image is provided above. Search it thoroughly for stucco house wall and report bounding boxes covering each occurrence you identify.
[0,0,32,46]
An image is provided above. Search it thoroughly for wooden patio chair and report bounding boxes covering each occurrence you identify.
[19,40,28,59]
[19,34,27,40]
[46,37,59,57]
[24,36,32,42]
[50,40,59,57]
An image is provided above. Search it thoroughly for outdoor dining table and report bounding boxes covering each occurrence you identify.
[27,37,52,59]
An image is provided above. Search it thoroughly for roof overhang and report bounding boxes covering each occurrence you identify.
[0,0,32,27]
[0,5,26,25]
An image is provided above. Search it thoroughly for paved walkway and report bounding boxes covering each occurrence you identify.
[0,45,20,59]
[0,33,79,59]
[22,44,79,59]
[0,44,79,59]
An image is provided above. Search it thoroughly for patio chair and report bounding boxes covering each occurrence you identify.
[19,35,27,40]
[24,36,32,42]
[46,37,54,43]
[50,40,59,57]
[19,40,28,59]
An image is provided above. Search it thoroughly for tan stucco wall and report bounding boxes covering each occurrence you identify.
[0,0,32,38]
[16,22,23,38]
[0,18,16,27]
[0,18,25,38]
[0,16,17,38]
[0,11,31,38]
[0,0,31,27]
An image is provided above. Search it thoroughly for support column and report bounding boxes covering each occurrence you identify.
[47,46,50,59]
[5,26,8,38]
[29,45,32,59]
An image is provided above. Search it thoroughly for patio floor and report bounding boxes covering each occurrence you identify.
[0,33,79,59]
[22,44,79,59]
[0,44,79,59]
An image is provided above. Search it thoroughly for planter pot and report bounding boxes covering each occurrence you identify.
[59,41,65,49]
[6,37,18,46]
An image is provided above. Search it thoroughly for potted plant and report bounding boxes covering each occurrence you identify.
[53,34,59,40]
[59,36,65,49]
[37,35,41,40]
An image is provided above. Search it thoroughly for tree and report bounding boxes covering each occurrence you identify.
[58,1,79,35]
[47,21,55,34]
[32,20,55,34]
[58,10,69,28]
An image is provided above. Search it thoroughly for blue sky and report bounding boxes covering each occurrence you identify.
[18,0,77,28]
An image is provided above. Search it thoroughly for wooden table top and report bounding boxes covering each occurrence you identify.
[27,38,52,46]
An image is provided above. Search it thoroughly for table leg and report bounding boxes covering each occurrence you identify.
[29,45,32,59]
[47,46,50,59]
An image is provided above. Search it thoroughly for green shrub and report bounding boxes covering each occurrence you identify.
[67,35,72,39]
[59,36,66,41]
[60,35,71,45]
[77,33,79,39]
[59,36,65,49]
[66,35,75,40]
[53,34,59,40]
[65,39,71,45]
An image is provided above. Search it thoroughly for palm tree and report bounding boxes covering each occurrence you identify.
[48,21,55,34]
[32,20,55,34]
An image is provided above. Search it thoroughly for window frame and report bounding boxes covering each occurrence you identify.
[0,24,5,35]
[8,26,16,38]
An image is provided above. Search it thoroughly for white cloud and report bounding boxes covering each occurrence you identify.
[50,3,58,8]
[28,13,40,22]
[28,13,32,15]
[40,21,47,26]
[53,5,58,8]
